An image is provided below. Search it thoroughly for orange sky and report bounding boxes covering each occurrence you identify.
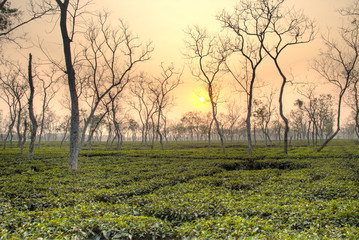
[2,0,355,123]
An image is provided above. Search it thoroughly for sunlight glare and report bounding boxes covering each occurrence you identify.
[200,96,205,103]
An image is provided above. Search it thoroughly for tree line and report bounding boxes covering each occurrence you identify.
[1,0,359,170]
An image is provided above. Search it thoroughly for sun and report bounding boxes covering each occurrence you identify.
[199,96,205,103]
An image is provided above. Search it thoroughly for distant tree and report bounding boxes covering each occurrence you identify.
[86,104,109,151]
[37,65,60,149]
[299,88,319,146]
[19,117,27,155]
[314,1,359,152]
[127,118,139,142]
[346,73,359,138]
[57,115,70,148]
[202,112,214,147]
[170,121,185,142]
[253,92,275,147]
[0,61,28,149]
[224,101,241,144]
[316,94,334,140]
[149,63,181,150]
[108,91,126,150]
[180,112,202,142]
[184,26,229,153]
[272,114,283,146]
[290,99,307,142]
[129,73,157,149]
[78,12,153,151]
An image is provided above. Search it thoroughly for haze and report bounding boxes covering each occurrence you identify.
[2,0,355,121]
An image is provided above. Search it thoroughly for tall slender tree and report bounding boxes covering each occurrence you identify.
[27,53,37,159]
[259,0,315,154]
[149,63,181,150]
[218,0,271,154]
[55,0,81,170]
[78,13,153,151]
[315,1,359,152]
[184,26,229,153]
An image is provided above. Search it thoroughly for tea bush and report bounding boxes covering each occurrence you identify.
[1,142,359,239]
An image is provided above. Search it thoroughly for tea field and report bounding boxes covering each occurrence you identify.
[1,141,359,239]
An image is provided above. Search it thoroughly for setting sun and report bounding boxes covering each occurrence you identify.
[200,96,205,102]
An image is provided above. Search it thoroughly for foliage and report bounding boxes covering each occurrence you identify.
[1,141,359,239]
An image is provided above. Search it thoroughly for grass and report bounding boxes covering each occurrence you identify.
[0,140,359,239]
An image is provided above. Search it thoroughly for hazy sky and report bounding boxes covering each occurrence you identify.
[98,0,351,120]
[3,0,355,122]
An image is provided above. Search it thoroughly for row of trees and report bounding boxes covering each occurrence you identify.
[1,0,359,170]
[0,88,341,148]
[184,0,359,155]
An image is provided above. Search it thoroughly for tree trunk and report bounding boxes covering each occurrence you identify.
[151,115,155,149]
[79,110,95,151]
[16,102,22,147]
[246,74,255,155]
[207,84,225,153]
[208,118,213,148]
[37,114,44,149]
[354,82,359,138]
[276,61,289,154]
[37,90,47,149]
[20,119,27,155]
[156,108,164,150]
[60,130,68,148]
[144,121,149,150]
[28,53,37,159]
[87,128,95,151]
[118,131,123,150]
[57,0,80,170]
[105,124,112,151]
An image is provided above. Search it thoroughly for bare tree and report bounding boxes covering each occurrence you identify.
[258,0,315,154]
[149,63,181,150]
[224,101,241,144]
[78,12,153,151]
[341,2,359,138]
[54,0,88,170]
[290,99,307,142]
[0,61,28,149]
[108,90,126,150]
[316,94,334,140]
[180,111,205,143]
[184,26,228,153]
[86,103,109,151]
[314,2,359,152]
[272,113,283,145]
[19,117,27,155]
[129,73,156,149]
[59,115,70,148]
[37,66,60,149]
[204,112,214,147]
[348,75,359,137]
[253,92,275,147]
[27,53,37,159]
[218,0,271,154]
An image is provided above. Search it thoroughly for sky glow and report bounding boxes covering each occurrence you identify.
[2,0,354,121]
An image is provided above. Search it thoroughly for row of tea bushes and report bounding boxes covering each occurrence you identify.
[1,144,359,239]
